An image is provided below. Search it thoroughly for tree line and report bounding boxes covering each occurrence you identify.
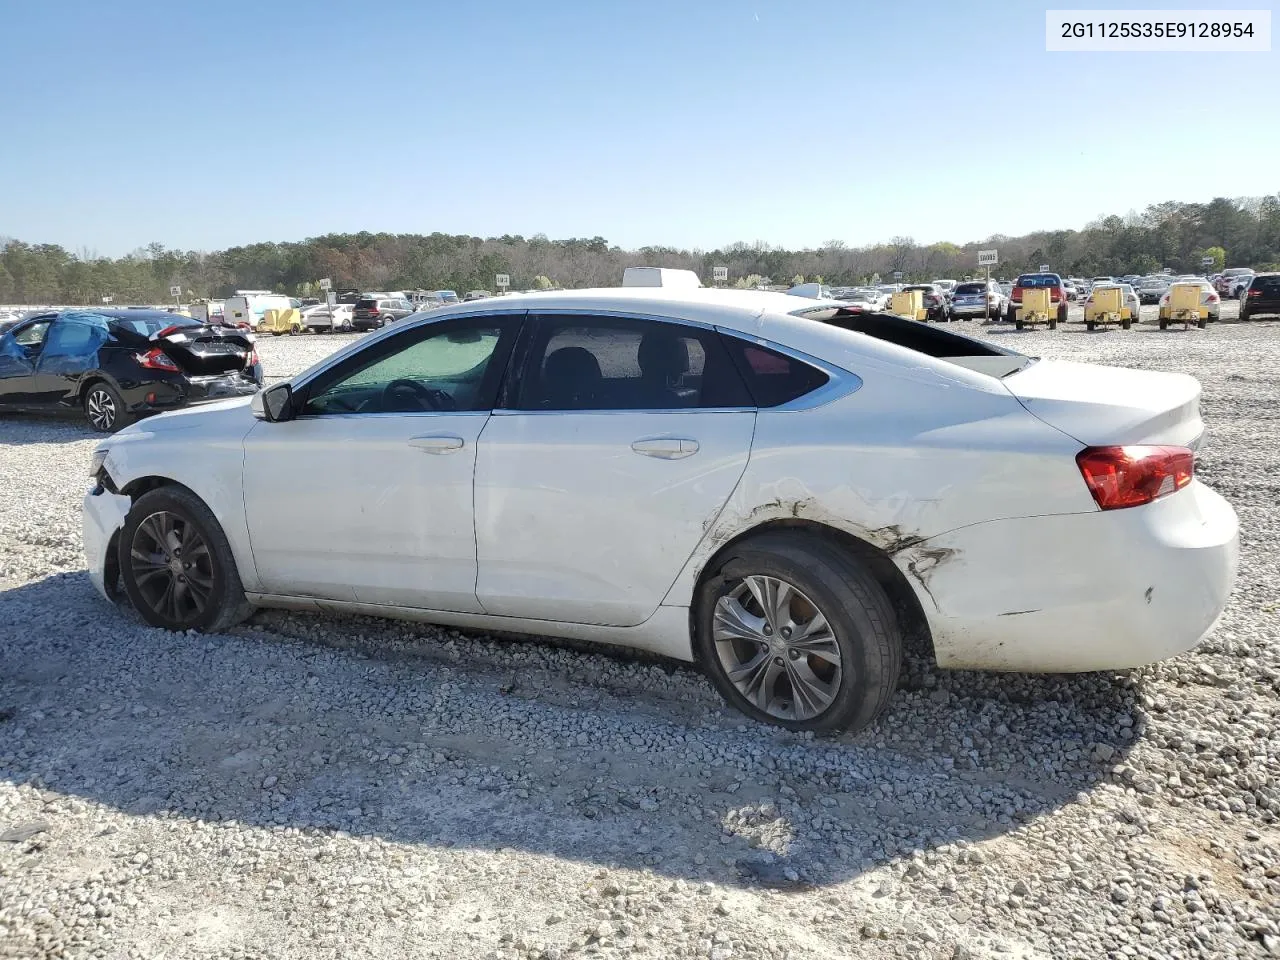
[2,194,1278,305]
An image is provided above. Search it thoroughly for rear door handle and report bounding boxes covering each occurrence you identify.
[631,438,698,460]
[408,435,464,454]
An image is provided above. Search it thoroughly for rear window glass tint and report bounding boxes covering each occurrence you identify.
[1016,275,1060,288]
[1255,276,1280,291]
[721,336,829,407]
[954,283,986,295]
[356,299,377,308]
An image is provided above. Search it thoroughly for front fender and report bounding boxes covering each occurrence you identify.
[99,420,260,591]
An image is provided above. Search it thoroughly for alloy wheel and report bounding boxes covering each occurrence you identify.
[86,388,117,430]
[129,511,215,623]
[712,575,843,722]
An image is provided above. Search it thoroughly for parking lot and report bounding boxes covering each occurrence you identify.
[2,309,1279,959]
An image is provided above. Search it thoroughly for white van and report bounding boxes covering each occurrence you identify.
[224,291,293,330]
[621,267,703,288]
[786,282,833,300]
[188,299,226,325]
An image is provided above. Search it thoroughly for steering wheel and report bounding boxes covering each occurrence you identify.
[381,378,457,412]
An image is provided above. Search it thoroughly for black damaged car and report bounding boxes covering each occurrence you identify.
[0,309,263,432]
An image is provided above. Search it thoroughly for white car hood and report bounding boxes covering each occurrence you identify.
[112,397,257,439]
[1002,359,1202,447]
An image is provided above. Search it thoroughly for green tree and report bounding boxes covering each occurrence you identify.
[1198,246,1226,271]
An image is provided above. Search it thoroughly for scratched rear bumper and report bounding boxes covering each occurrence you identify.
[898,481,1238,672]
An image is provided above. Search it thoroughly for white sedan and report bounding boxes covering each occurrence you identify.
[83,289,1238,733]
[301,303,354,333]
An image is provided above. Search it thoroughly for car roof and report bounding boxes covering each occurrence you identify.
[60,308,188,322]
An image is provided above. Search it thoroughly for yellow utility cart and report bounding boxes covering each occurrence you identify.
[1160,283,1208,330]
[1084,286,1134,331]
[258,307,304,336]
[889,289,927,321]
[1015,287,1058,330]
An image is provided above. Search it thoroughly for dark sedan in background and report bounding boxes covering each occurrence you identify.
[0,309,262,432]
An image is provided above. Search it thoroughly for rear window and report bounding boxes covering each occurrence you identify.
[1016,274,1060,288]
[721,337,828,407]
[356,298,377,308]
[111,316,200,336]
[1253,275,1280,292]
[954,283,986,295]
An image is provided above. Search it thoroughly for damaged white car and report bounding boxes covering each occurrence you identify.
[84,288,1239,733]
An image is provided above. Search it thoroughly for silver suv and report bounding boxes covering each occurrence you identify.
[948,279,1005,319]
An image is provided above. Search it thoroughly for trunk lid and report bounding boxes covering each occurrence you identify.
[112,322,255,375]
[156,324,255,375]
[1001,359,1202,447]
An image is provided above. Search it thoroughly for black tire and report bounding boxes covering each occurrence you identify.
[1239,308,1250,322]
[1086,320,1095,331]
[1057,303,1069,325]
[694,532,902,734]
[1198,317,1208,329]
[1122,317,1132,330]
[1014,317,1024,330]
[1159,319,1168,330]
[1048,318,1058,330]
[1004,305,1016,324]
[117,486,254,633]
[84,381,133,433]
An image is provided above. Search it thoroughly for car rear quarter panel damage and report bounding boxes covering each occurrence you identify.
[661,366,1107,667]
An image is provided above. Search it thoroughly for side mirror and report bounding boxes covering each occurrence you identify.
[253,382,295,422]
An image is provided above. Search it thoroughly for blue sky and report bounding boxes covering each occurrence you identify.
[1,0,1275,255]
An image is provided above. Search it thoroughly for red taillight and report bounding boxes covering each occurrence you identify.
[248,348,259,366]
[1012,286,1023,302]
[1076,445,1194,510]
[136,348,179,372]
[155,324,183,338]
[1248,288,1261,297]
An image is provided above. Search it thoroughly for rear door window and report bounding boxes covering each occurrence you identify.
[512,315,752,411]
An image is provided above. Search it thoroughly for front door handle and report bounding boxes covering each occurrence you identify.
[408,434,464,454]
[631,438,698,460]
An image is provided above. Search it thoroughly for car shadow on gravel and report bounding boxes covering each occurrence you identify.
[0,415,99,445]
[0,573,1144,891]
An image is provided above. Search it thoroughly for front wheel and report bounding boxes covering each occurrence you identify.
[695,533,901,734]
[84,382,132,433]
[117,487,254,632]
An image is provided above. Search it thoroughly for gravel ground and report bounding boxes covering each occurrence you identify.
[2,304,1279,960]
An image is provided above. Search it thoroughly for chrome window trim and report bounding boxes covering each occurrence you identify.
[294,410,491,422]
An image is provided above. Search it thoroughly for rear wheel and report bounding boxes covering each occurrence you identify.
[1014,317,1024,330]
[1086,320,1096,331]
[117,487,254,633]
[84,382,132,433]
[1239,308,1251,322]
[1198,317,1208,329]
[1057,303,1069,325]
[1121,317,1132,330]
[695,533,901,734]
[1159,319,1169,330]
[1048,318,1058,330]
[1005,305,1016,324]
